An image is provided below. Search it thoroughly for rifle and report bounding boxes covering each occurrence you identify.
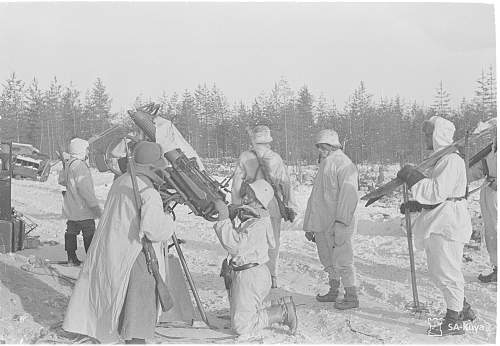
[56,141,67,169]
[125,141,173,312]
[251,150,295,222]
[362,119,496,206]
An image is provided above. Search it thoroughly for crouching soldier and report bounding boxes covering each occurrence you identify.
[397,116,476,336]
[213,179,298,338]
[469,139,497,283]
[58,138,101,266]
[63,141,175,343]
[303,129,359,309]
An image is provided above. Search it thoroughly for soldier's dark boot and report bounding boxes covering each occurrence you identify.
[65,232,81,266]
[334,286,359,310]
[428,309,464,336]
[316,279,340,302]
[478,266,497,283]
[67,251,81,267]
[459,298,476,322]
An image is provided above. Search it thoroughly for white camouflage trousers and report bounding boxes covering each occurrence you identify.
[229,264,271,336]
[424,233,465,312]
[314,221,356,287]
[480,185,497,267]
[267,216,281,277]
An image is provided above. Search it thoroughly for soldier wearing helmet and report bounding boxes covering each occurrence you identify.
[63,141,176,343]
[213,179,298,337]
[303,129,360,309]
[231,125,296,289]
[58,137,102,266]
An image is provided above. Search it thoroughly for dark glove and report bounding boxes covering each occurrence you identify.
[305,231,316,243]
[228,204,239,220]
[284,207,296,222]
[214,200,229,220]
[117,157,128,173]
[397,165,426,188]
[236,205,260,221]
[400,200,423,214]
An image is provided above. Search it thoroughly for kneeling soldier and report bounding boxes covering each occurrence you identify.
[213,179,298,338]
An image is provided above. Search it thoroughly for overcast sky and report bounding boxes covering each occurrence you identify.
[0,2,496,112]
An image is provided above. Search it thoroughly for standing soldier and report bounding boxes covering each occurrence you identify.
[63,141,175,343]
[469,137,497,283]
[397,116,476,336]
[214,179,297,338]
[58,138,101,266]
[231,125,296,289]
[303,129,359,310]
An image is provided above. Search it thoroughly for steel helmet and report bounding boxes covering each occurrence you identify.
[69,138,89,160]
[315,129,341,147]
[252,125,273,144]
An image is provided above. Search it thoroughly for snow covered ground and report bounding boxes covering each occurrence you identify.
[0,164,496,344]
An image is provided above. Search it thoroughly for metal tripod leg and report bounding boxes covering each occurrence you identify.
[171,233,210,327]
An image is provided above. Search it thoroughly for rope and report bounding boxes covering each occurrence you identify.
[345,318,385,343]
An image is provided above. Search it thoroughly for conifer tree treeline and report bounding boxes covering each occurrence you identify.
[0,74,113,158]
[0,70,496,164]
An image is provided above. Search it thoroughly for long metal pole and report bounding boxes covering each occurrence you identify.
[172,233,210,326]
[402,182,420,309]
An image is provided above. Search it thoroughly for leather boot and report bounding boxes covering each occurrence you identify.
[459,298,476,322]
[334,286,359,310]
[267,296,298,335]
[67,251,81,267]
[316,279,340,302]
[478,266,497,283]
[428,309,464,336]
[271,276,278,289]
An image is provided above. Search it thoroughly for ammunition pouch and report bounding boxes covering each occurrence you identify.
[219,258,259,290]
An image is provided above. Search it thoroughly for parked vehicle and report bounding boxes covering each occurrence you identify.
[11,143,51,181]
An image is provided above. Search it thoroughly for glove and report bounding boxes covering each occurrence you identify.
[397,165,426,188]
[400,200,423,214]
[214,200,229,220]
[235,205,259,221]
[90,205,102,219]
[228,204,239,220]
[304,231,316,243]
[117,157,128,174]
[284,207,296,222]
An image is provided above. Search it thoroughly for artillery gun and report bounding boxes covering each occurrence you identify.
[89,103,227,221]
